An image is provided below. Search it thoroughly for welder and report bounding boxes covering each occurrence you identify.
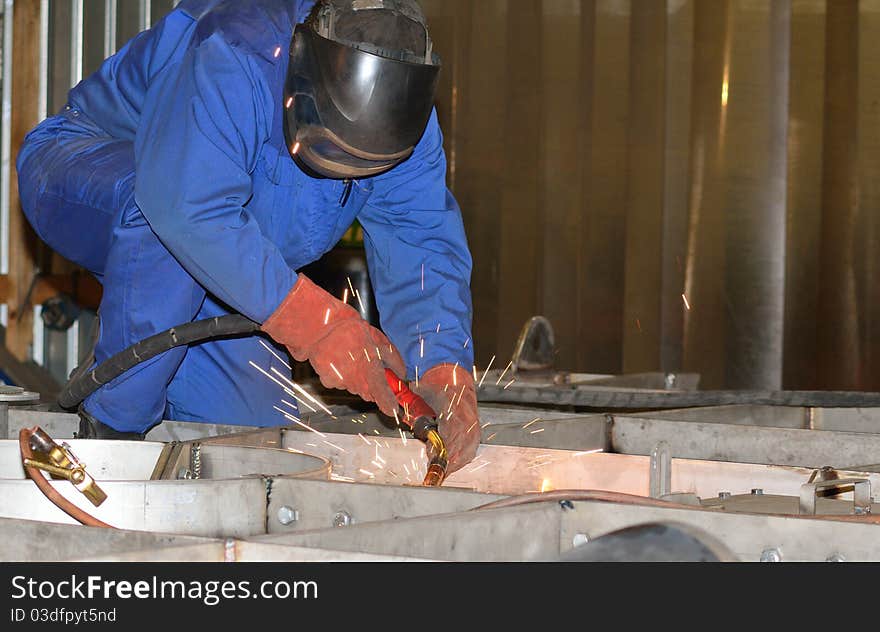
[16,0,479,474]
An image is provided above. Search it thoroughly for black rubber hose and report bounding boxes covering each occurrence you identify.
[58,314,259,410]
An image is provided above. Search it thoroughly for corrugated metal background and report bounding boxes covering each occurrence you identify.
[13,0,880,391]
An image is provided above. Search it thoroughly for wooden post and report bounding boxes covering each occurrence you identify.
[6,0,43,360]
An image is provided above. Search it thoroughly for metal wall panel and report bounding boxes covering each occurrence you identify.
[783,0,826,390]
[28,1,880,391]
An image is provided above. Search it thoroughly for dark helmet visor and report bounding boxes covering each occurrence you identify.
[284,24,440,179]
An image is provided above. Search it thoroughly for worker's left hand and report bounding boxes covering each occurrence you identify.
[413,364,481,475]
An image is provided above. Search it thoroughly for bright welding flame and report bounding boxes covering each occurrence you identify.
[541,479,553,493]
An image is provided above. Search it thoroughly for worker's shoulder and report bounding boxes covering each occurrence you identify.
[184,0,313,62]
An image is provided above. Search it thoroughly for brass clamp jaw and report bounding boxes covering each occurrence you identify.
[22,428,107,507]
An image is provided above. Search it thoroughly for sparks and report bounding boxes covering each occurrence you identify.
[342,288,349,304]
[376,346,383,361]
[285,96,294,109]
[273,45,282,57]
[330,362,344,380]
[364,348,371,363]
[292,141,301,155]
[355,289,366,315]
[452,363,459,386]
[478,355,496,388]
[530,428,546,435]
[496,360,514,385]
[359,469,375,478]
[420,337,425,359]
[436,323,441,334]
[347,276,356,298]
[421,263,425,291]
[348,351,356,362]
[573,449,603,457]
[398,427,408,446]
[456,384,467,406]
[468,461,491,474]
[466,420,479,434]
[503,378,516,390]
[324,308,331,325]
[486,432,498,442]
[269,366,333,416]
[272,406,326,438]
[371,460,385,470]
[523,418,542,429]
[682,293,691,311]
[358,433,371,445]
[473,365,478,381]
[323,440,347,453]
[481,422,491,429]
[250,361,316,413]
[415,366,420,388]
[259,340,293,369]
[463,337,470,349]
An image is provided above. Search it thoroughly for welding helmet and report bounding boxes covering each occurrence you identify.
[284,0,441,180]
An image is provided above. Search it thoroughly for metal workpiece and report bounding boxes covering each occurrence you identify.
[649,441,672,499]
[281,427,880,505]
[254,497,880,562]
[630,404,880,434]
[608,415,880,470]
[799,479,872,516]
[0,517,213,562]
[558,523,735,563]
[256,503,566,562]
[0,438,330,537]
[478,383,880,410]
[701,492,880,518]
[266,477,505,534]
[77,541,432,562]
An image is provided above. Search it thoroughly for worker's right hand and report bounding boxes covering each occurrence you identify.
[262,274,406,416]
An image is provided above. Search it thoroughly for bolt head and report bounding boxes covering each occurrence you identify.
[751,489,764,496]
[333,511,352,528]
[760,548,782,563]
[572,533,590,548]
[718,491,732,500]
[826,553,846,563]
[277,506,299,526]
[176,468,192,480]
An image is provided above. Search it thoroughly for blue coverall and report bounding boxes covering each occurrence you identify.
[16,0,474,432]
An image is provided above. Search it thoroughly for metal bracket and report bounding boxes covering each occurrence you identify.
[799,478,872,515]
[649,441,672,499]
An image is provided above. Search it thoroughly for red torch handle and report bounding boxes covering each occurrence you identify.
[384,368,436,427]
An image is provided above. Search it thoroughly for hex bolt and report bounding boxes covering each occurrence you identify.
[760,548,782,563]
[572,533,590,548]
[277,506,299,526]
[751,489,764,496]
[664,373,677,390]
[176,467,192,480]
[718,491,732,500]
[333,511,352,528]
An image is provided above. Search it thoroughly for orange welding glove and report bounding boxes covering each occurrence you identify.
[262,274,406,416]
[413,364,481,475]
